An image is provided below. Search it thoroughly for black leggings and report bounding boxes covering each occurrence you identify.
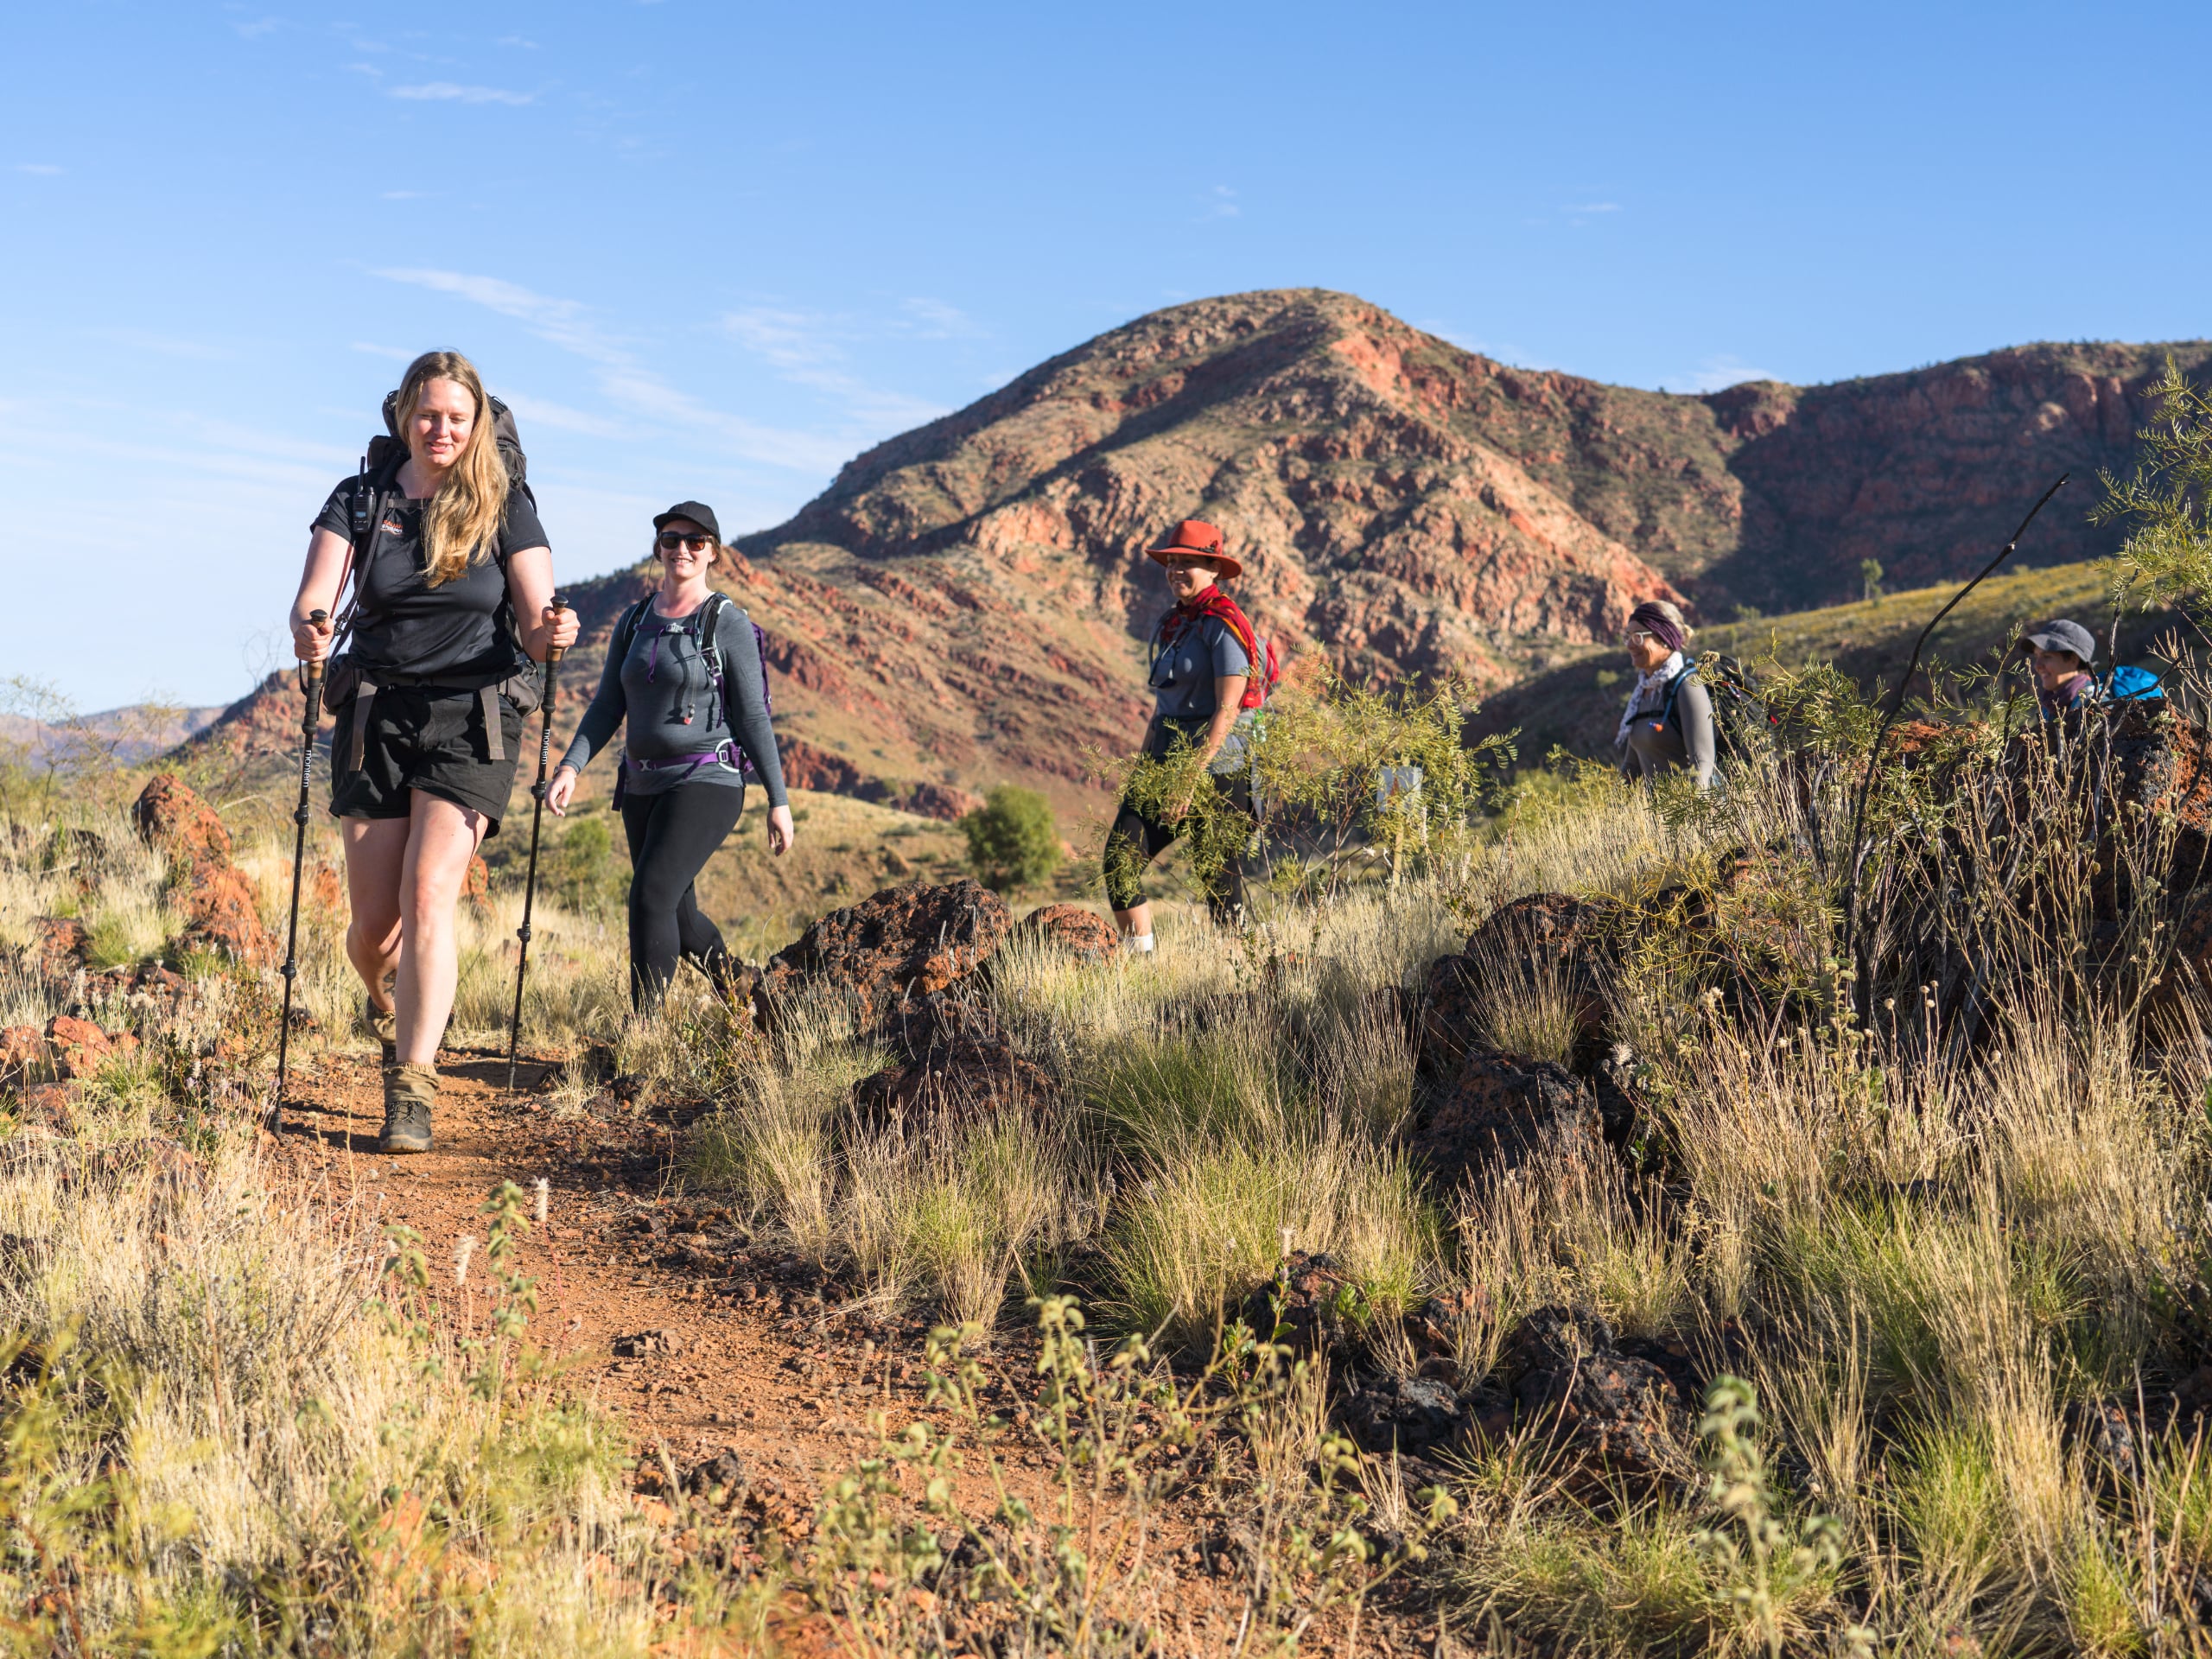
[620,781,746,1010]
[1103,772,1253,923]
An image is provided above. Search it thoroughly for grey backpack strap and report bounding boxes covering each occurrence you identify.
[480,684,505,762]
[346,675,381,771]
[698,593,729,724]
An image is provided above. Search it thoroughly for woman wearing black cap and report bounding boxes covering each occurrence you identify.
[546,502,795,1011]
[1614,599,1716,789]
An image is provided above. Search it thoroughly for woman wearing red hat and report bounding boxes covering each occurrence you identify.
[1105,519,1266,949]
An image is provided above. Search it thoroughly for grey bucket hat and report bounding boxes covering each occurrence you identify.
[2020,618,2096,664]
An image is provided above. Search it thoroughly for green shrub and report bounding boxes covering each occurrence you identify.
[960,785,1060,892]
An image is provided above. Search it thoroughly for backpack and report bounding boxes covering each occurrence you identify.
[614,592,775,779]
[1661,653,1777,764]
[2099,664,2165,704]
[1243,633,1283,711]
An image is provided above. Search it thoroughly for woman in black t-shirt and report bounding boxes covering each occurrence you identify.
[288,350,580,1155]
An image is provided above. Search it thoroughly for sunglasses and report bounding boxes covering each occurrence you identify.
[657,531,714,553]
[1624,630,1656,645]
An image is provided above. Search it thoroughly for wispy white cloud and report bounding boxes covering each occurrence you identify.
[380,188,423,200]
[350,341,415,362]
[717,305,950,429]
[1669,355,1779,394]
[498,391,630,440]
[389,82,535,105]
[722,305,836,368]
[1563,201,1620,213]
[497,35,541,48]
[229,16,283,40]
[14,163,64,176]
[899,297,982,340]
[372,268,852,471]
[1201,184,1239,221]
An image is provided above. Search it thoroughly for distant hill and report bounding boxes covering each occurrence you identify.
[171,289,2209,810]
[0,702,224,768]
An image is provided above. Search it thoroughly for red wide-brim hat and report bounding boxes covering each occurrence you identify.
[1146,518,1243,579]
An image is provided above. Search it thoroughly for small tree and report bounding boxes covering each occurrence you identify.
[962,785,1061,893]
[1859,558,1884,602]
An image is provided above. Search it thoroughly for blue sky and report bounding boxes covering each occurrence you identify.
[4,0,2208,709]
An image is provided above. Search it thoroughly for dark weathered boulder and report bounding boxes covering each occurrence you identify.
[1243,1250,1362,1355]
[1339,1374,1466,1458]
[1408,1049,1600,1190]
[1419,893,1620,1079]
[1496,1305,1694,1483]
[756,879,1012,1036]
[849,1009,1056,1128]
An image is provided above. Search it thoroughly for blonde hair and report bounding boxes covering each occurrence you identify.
[394,351,510,588]
[1645,598,1692,640]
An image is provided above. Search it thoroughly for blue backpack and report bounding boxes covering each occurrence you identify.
[2100,664,2164,704]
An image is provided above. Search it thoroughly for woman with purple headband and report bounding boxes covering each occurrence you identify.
[1614,599,1716,789]
[546,501,795,1012]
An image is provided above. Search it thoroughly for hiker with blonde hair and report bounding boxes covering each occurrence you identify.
[1615,598,1716,789]
[288,349,579,1154]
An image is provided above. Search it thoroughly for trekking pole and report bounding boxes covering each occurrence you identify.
[507,596,569,1091]
[1837,474,2067,994]
[271,608,329,1134]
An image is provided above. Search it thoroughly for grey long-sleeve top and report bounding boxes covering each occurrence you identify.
[1620,671,1716,789]
[559,598,789,806]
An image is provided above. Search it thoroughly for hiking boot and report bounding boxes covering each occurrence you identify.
[379,1062,436,1154]
[362,996,397,1065]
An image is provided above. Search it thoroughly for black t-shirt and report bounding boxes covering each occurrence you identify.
[312,475,549,684]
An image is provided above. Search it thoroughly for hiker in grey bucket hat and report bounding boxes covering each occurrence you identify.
[2018,618,2097,715]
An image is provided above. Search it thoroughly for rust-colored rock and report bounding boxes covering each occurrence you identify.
[44,1014,118,1079]
[1407,1049,1599,1191]
[757,879,1013,1034]
[1008,903,1119,965]
[0,1025,45,1084]
[132,771,234,865]
[16,1082,78,1134]
[130,773,274,965]
[311,861,346,913]
[27,917,90,979]
[463,854,492,916]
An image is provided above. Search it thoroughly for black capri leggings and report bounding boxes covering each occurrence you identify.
[620,781,746,1011]
[1103,772,1254,923]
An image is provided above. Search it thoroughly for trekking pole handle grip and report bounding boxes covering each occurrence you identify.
[302,608,328,690]
[546,594,569,665]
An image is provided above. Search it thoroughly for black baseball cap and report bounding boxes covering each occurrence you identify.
[653,500,721,542]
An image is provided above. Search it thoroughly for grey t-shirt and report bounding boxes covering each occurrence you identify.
[561,597,788,805]
[1147,610,1254,769]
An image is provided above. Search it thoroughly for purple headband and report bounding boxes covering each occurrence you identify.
[1628,602,1687,656]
